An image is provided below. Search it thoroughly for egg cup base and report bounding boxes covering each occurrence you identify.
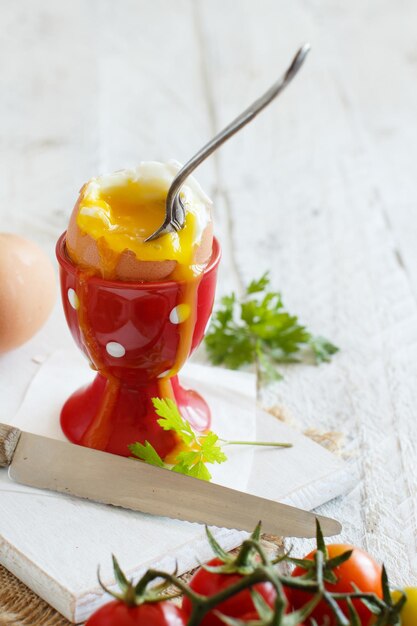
[60,372,211,458]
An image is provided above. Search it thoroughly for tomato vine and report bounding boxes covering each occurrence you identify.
[89,521,407,626]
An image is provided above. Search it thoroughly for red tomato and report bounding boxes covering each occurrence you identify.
[182,558,277,626]
[85,599,188,626]
[288,544,382,626]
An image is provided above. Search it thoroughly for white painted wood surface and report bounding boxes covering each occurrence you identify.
[0,0,416,604]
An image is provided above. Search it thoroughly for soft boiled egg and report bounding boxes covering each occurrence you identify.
[66,161,213,282]
[0,233,56,354]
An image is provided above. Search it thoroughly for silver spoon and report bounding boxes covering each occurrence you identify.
[146,43,311,242]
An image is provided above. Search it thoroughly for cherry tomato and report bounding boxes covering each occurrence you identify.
[182,557,277,626]
[288,545,382,626]
[85,599,188,626]
[391,588,417,626]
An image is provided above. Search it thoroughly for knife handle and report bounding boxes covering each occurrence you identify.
[0,424,21,467]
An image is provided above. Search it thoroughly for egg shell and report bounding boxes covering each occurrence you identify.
[66,195,214,282]
[0,233,56,354]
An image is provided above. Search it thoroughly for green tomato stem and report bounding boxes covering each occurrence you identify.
[126,531,395,626]
[234,538,270,567]
[331,591,386,608]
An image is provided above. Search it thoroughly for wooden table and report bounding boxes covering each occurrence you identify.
[1,0,416,589]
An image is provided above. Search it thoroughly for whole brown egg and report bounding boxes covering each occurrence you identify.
[0,233,56,353]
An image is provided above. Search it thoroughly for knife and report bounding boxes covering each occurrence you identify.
[0,423,341,538]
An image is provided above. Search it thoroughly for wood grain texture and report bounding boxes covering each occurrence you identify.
[195,0,417,584]
[0,0,416,594]
[0,424,21,467]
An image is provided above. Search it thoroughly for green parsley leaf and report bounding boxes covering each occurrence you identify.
[205,273,338,382]
[199,432,228,464]
[128,441,164,468]
[130,398,291,481]
[153,397,195,446]
[183,460,212,481]
[129,398,230,481]
[256,348,283,384]
[246,272,270,294]
[308,335,339,364]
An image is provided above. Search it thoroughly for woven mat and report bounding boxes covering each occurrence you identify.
[0,536,283,625]
[0,565,69,626]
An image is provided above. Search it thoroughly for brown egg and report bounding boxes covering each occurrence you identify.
[66,213,213,281]
[66,201,177,281]
[0,233,56,354]
[66,185,214,282]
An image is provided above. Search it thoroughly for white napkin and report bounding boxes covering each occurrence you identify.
[8,349,256,490]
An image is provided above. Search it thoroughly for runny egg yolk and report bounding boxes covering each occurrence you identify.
[76,178,202,281]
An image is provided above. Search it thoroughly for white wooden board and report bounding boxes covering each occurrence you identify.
[0,351,352,623]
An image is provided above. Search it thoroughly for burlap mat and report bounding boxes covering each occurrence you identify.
[0,536,283,625]
[0,564,70,626]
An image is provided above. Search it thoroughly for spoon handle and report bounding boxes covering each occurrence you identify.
[167,43,311,207]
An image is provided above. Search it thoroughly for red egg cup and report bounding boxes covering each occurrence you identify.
[56,233,221,458]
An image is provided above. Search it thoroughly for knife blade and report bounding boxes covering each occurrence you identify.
[0,423,341,537]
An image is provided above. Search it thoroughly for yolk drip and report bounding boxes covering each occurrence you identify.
[76,178,202,281]
[70,172,210,456]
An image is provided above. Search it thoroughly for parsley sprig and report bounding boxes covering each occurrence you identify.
[204,272,338,383]
[129,398,227,481]
[129,398,291,481]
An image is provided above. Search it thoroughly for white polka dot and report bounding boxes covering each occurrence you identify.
[106,341,126,358]
[68,288,79,310]
[169,304,190,324]
[157,369,172,379]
